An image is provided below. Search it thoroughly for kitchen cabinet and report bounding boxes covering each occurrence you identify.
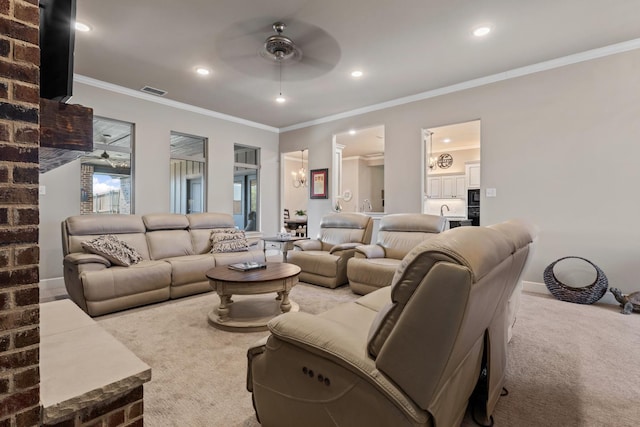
[426,177,442,198]
[426,175,465,198]
[466,162,481,189]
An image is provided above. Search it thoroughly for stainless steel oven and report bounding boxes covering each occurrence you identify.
[467,189,480,226]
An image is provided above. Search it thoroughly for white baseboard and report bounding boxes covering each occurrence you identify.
[522,280,618,306]
[39,277,68,303]
[522,280,549,295]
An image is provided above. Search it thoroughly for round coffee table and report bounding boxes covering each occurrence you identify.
[205,262,301,332]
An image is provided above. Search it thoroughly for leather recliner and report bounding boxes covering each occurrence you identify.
[247,220,534,427]
[286,212,373,288]
[347,213,446,295]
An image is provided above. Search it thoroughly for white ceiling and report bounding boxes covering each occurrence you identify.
[73,0,640,129]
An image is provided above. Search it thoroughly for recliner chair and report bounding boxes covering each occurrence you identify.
[247,220,534,427]
[347,213,446,295]
[286,212,373,288]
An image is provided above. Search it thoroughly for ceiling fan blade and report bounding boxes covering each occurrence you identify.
[298,55,337,72]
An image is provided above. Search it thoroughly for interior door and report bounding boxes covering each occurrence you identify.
[187,177,202,213]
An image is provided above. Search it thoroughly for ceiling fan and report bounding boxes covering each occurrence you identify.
[83,149,131,169]
[82,149,117,168]
[216,19,341,81]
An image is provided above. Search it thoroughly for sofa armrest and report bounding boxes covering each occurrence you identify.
[254,312,427,422]
[294,239,321,251]
[355,244,386,259]
[64,252,111,267]
[329,242,361,254]
[268,312,374,374]
[246,237,261,248]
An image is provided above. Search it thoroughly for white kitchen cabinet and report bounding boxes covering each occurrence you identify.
[442,176,466,198]
[426,177,441,198]
[427,175,465,198]
[466,163,481,189]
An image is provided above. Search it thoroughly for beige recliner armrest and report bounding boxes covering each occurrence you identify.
[294,240,322,251]
[268,312,368,368]
[328,242,360,254]
[354,244,386,259]
[64,252,111,267]
[263,312,426,422]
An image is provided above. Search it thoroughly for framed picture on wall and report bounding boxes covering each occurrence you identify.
[310,168,328,199]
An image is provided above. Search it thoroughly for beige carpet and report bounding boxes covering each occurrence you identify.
[96,287,640,427]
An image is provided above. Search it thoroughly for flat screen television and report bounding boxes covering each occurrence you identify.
[39,0,77,102]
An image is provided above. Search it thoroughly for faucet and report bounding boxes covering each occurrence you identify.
[440,204,450,216]
[362,199,372,212]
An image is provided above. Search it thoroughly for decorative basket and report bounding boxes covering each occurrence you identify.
[543,256,608,304]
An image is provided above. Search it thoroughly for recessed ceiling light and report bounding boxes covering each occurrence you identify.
[75,22,91,32]
[443,138,451,143]
[473,26,491,37]
[349,129,356,135]
[351,70,363,78]
[275,96,286,104]
[195,67,211,76]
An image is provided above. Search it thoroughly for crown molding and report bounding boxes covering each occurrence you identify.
[73,75,280,134]
[74,38,640,135]
[280,38,640,133]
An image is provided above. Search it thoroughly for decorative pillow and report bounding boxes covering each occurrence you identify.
[81,235,143,267]
[210,228,249,253]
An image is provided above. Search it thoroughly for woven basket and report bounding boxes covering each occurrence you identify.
[543,256,608,304]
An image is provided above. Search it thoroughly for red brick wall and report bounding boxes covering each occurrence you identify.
[80,164,93,215]
[0,0,41,425]
[43,386,144,427]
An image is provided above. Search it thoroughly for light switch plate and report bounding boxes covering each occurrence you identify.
[486,188,497,197]
[39,185,46,195]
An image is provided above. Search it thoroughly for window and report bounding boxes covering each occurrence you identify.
[170,132,207,214]
[233,145,260,231]
[81,117,134,214]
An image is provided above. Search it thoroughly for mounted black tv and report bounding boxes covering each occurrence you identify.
[39,0,77,102]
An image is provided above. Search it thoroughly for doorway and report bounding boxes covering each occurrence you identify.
[423,120,481,222]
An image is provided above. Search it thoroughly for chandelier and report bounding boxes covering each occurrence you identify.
[292,150,307,188]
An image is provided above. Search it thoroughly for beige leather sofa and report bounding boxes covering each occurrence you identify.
[347,213,446,295]
[247,220,534,427]
[286,212,373,288]
[62,212,264,316]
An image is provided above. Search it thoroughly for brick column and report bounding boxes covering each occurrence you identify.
[0,0,41,426]
[80,164,93,214]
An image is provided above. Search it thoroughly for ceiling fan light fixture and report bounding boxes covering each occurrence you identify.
[260,22,302,63]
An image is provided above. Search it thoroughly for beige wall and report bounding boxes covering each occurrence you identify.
[280,49,640,292]
[39,82,279,280]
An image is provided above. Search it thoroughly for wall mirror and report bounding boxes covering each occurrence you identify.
[333,125,385,213]
[423,119,481,223]
[80,116,134,214]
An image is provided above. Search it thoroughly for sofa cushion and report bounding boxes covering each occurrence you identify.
[210,229,248,253]
[81,235,143,267]
[81,260,172,302]
[286,250,341,278]
[164,254,215,287]
[146,230,194,260]
[142,213,189,231]
[347,257,401,289]
[212,249,265,266]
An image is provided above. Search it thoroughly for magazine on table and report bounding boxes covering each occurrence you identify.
[228,261,267,271]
